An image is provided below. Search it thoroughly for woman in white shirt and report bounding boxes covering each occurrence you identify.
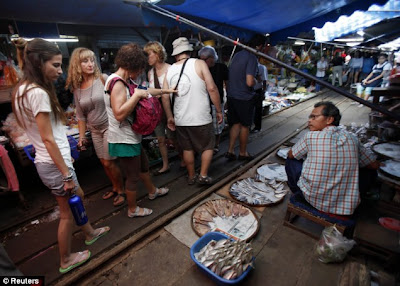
[12,38,109,274]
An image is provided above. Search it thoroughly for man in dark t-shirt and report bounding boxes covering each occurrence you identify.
[225,46,258,161]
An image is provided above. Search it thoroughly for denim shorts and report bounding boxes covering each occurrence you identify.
[35,163,79,197]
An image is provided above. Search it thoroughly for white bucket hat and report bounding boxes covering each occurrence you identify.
[171,37,193,56]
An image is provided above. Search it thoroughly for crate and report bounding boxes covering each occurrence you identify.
[23,135,79,163]
[190,232,253,285]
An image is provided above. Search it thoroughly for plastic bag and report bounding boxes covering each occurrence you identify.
[315,225,356,263]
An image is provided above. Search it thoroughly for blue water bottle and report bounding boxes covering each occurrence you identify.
[68,194,88,226]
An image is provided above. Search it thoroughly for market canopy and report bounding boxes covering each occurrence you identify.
[0,0,391,42]
[314,0,400,42]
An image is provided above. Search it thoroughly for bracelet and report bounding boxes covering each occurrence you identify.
[160,89,163,95]
[62,173,73,182]
[217,111,223,114]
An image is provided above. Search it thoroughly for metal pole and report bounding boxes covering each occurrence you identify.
[125,0,400,121]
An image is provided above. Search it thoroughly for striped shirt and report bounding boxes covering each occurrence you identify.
[292,126,375,215]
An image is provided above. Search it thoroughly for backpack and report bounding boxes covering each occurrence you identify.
[106,76,162,135]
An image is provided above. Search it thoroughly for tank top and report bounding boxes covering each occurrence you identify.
[166,58,212,126]
[104,74,141,144]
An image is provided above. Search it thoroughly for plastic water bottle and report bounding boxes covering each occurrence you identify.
[68,194,88,226]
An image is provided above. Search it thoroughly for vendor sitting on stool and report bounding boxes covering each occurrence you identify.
[285,101,380,216]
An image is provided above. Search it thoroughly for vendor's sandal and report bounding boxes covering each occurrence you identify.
[85,226,110,246]
[102,190,117,200]
[148,187,169,200]
[113,193,126,207]
[59,250,91,274]
[127,206,153,218]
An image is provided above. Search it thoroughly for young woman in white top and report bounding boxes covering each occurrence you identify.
[12,39,109,274]
[66,48,125,206]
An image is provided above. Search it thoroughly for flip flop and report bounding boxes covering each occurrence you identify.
[85,226,110,246]
[148,187,169,200]
[102,190,117,200]
[379,217,400,232]
[59,250,91,274]
[128,206,153,218]
[113,193,126,207]
[153,168,170,176]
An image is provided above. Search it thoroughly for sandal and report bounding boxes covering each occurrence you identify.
[102,190,117,200]
[85,226,110,246]
[59,250,91,274]
[127,206,153,218]
[113,193,126,207]
[148,187,169,200]
[197,175,213,185]
[188,174,198,185]
[224,152,237,161]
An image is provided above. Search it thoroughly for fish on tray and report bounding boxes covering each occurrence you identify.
[229,177,288,206]
[192,200,250,236]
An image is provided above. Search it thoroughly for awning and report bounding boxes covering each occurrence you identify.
[0,0,392,43]
[314,0,400,42]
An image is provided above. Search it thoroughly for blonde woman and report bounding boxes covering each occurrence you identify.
[66,48,125,206]
[144,41,184,175]
[12,39,109,274]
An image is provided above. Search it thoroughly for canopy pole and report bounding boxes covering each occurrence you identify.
[125,0,400,121]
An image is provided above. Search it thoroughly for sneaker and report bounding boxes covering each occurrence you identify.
[250,128,261,134]
[197,175,213,185]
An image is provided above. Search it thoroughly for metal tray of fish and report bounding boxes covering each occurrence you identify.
[372,142,400,161]
[379,159,400,180]
[229,177,287,207]
[256,163,288,182]
[191,199,259,241]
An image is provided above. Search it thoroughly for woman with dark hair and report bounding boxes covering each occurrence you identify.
[66,48,125,206]
[104,43,175,217]
[12,38,109,274]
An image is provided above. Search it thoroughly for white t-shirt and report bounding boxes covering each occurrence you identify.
[166,58,212,126]
[14,85,72,168]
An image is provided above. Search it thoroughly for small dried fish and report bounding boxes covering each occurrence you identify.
[195,238,254,280]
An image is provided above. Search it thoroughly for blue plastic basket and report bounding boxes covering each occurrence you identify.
[190,232,253,285]
[23,135,79,162]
